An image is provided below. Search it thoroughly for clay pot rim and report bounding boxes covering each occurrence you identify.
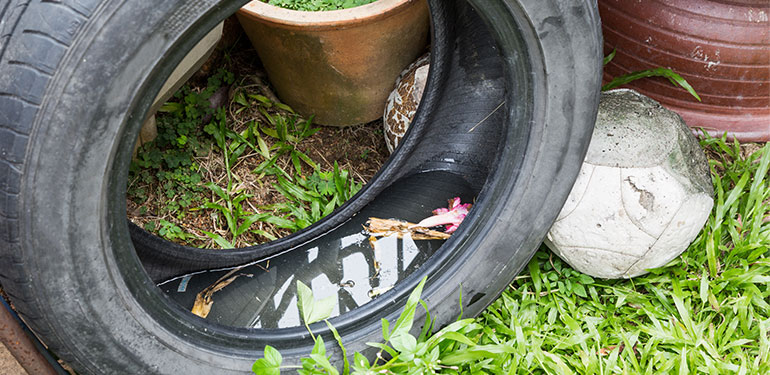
[237,0,416,29]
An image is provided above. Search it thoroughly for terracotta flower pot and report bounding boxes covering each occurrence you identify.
[599,0,770,142]
[236,0,429,126]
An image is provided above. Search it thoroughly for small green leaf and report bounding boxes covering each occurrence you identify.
[236,213,269,236]
[295,149,319,171]
[297,280,314,325]
[274,102,294,113]
[390,333,417,359]
[297,281,336,325]
[310,335,326,356]
[291,150,303,176]
[252,345,282,375]
[603,49,616,66]
[257,134,271,158]
[248,93,272,106]
[381,318,391,341]
[205,182,228,202]
[325,321,349,375]
[573,283,587,298]
[260,125,279,139]
[201,230,233,249]
[251,229,278,241]
[263,215,299,230]
[322,198,337,217]
[310,200,321,221]
[310,295,336,325]
[352,352,370,372]
[390,277,427,340]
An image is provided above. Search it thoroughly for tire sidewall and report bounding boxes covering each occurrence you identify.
[17,0,601,373]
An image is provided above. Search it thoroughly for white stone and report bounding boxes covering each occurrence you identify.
[545,89,714,279]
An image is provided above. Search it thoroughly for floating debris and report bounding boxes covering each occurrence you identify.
[368,286,394,298]
[365,218,451,240]
[339,280,355,288]
[413,197,472,233]
[365,197,472,240]
[191,267,251,318]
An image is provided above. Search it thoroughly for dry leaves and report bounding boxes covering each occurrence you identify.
[191,267,250,318]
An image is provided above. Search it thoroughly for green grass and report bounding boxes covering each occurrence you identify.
[463,136,770,374]
[265,0,377,12]
[255,136,769,374]
[467,136,769,374]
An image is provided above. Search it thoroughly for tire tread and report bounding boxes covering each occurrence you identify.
[0,0,98,371]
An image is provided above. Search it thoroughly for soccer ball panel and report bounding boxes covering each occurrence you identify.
[557,163,595,221]
[549,165,657,254]
[625,193,714,277]
[545,242,640,279]
[620,166,687,238]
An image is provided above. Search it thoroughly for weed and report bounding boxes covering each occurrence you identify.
[265,163,362,231]
[602,49,701,101]
[254,109,319,176]
[129,64,380,248]
[197,95,361,244]
[200,182,266,247]
[157,219,193,243]
[127,69,235,238]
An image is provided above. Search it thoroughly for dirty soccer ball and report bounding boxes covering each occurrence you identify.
[544,89,714,279]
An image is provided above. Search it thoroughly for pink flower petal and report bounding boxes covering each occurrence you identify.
[432,207,450,215]
[445,224,460,233]
[414,197,472,232]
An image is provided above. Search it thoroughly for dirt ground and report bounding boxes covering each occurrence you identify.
[0,343,26,374]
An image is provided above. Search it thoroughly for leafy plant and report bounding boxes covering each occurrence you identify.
[200,182,266,248]
[262,162,362,231]
[252,277,430,374]
[127,69,235,225]
[254,109,319,176]
[155,219,193,243]
[265,0,377,12]
[602,49,701,101]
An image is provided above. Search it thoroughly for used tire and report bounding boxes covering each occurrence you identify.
[0,0,601,373]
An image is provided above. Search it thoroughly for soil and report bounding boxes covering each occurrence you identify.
[0,343,25,375]
[126,22,389,249]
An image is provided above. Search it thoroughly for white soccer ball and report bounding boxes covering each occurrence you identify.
[545,89,714,279]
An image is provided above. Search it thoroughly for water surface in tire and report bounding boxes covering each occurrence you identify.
[160,171,473,328]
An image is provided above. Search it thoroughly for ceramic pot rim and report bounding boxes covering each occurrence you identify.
[237,0,418,29]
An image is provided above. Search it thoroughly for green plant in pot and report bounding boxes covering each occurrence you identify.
[265,0,377,11]
[236,0,429,126]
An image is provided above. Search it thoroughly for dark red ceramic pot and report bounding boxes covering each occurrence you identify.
[599,0,769,142]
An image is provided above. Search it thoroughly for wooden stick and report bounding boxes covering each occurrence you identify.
[365,217,451,240]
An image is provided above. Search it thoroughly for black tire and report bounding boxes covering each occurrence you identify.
[0,0,601,373]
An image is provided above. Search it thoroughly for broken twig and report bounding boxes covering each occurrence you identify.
[365,218,451,240]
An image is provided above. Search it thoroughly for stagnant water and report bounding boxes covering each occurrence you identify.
[158,171,473,329]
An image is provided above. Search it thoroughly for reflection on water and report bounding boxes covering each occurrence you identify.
[159,171,473,329]
[161,227,440,329]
